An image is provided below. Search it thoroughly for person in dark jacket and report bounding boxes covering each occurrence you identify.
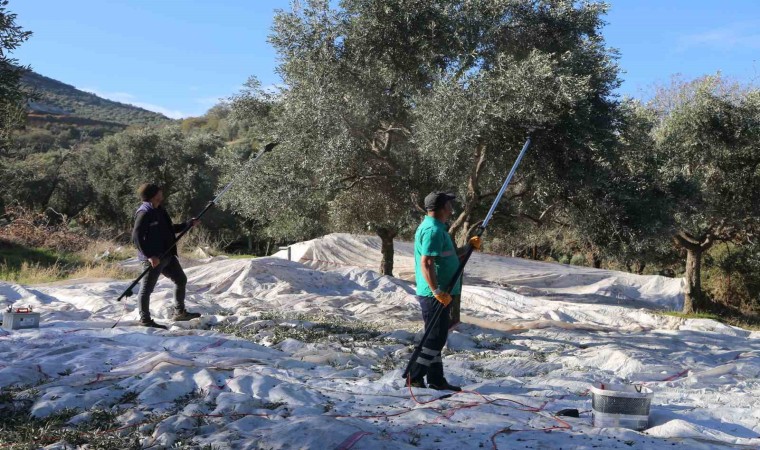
[132,183,201,329]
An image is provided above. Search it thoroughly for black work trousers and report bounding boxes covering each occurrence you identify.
[138,256,187,320]
[409,294,460,384]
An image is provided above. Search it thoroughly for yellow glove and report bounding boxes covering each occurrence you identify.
[433,290,452,307]
[469,236,482,251]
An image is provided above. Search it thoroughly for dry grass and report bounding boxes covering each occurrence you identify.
[0,206,137,284]
[178,226,228,258]
[82,240,136,262]
[68,262,133,280]
[0,260,132,285]
[0,261,64,284]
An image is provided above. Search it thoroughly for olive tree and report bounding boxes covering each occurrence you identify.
[652,76,760,313]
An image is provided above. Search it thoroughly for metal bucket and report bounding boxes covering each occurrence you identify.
[2,307,40,330]
[590,383,653,431]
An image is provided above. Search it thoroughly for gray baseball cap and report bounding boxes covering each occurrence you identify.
[424,191,457,211]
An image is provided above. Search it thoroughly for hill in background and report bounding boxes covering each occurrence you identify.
[22,71,171,127]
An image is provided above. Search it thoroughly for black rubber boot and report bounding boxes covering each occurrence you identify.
[427,378,462,392]
[408,360,429,384]
[426,361,456,390]
[139,318,168,330]
[408,377,427,389]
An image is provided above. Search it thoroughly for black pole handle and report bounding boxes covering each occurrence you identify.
[116,265,151,302]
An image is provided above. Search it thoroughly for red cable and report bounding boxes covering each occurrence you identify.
[404,374,572,449]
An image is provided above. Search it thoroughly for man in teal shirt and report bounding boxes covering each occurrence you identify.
[409,192,481,391]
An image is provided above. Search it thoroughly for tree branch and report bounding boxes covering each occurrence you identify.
[519,213,543,226]
[538,202,558,221]
[410,192,426,214]
[341,174,392,191]
[466,220,484,237]
[676,230,702,246]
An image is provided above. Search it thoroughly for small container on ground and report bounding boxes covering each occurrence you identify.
[590,383,653,431]
[2,307,41,330]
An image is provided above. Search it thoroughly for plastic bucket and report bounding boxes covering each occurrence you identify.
[590,383,653,431]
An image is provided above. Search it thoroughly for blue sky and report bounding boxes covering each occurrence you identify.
[10,0,760,119]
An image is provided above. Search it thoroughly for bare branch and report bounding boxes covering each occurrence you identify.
[341,174,393,191]
[519,213,543,226]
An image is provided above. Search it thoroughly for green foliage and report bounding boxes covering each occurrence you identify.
[1,86,249,253]
[411,0,622,245]
[9,120,125,156]
[539,99,677,275]
[214,78,327,243]
[569,253,588,267]
[650,75,760,312]
[2,68,173,217]
[228,0,455,242]
[0,0,32,147]
[703,242,760,313]
[227,0,628,255]
[85,125,226,228]
[181,103,240,141]
[1,148,93,216]
[0,213,132,283]
[655,76,760,241]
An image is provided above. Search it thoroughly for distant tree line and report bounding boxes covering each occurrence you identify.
[1,0,758,315]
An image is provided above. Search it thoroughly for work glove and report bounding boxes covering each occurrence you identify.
[469,236,482,251]
[433,290,452,307]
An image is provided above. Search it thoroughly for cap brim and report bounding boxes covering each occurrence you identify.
[424,192,457,211]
